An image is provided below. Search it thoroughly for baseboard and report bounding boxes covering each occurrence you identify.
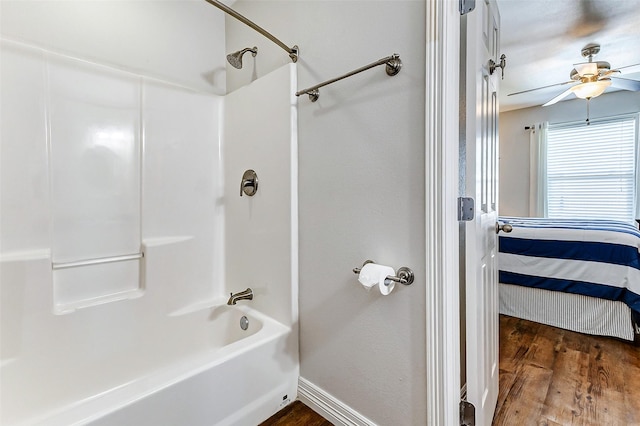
[297,377,377,426]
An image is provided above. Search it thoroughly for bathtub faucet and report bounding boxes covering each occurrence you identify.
[227,288,253,305]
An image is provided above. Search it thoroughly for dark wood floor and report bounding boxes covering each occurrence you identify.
[261,315,640,425]
[494,315,640,425]
[259,400,333,426]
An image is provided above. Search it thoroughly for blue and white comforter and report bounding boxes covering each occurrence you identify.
[498,216,640,316]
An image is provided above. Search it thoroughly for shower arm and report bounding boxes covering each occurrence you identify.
[204,0,298,63]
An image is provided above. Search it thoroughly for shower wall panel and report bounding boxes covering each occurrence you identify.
[48,56,143,309]
[0,41,50,362]
[0,39,222,317]
[49,57,141,263]
[142,79,223,311]
[0,41,49,254]
[223,64,298,327]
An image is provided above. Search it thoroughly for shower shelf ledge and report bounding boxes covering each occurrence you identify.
[53,288,144,315]
[142,235,194,247]
[0,249,51,263]
[169,296,229,317]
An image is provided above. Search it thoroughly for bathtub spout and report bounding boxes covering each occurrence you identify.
[227,288,253,305]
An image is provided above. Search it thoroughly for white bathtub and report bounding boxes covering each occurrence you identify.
[0,302,298,426]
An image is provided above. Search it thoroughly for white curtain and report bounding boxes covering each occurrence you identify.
[528,122,548,217]
[636,114,640,221]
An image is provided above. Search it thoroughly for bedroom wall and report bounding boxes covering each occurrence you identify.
[226,2,427,424]
[499,90,640,217]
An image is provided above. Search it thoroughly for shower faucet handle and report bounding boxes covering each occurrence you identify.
[240,169,258,197]
[240,179,255,196]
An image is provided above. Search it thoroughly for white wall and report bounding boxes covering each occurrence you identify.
[0,0,226,94]
[500,90,640,217]
[227,2,427,424]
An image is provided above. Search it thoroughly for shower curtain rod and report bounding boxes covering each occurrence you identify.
[204,0,298,63]
[295,54,402,102]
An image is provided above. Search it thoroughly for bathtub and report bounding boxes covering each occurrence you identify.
[0,301,298,426]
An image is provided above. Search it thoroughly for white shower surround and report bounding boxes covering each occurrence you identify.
[0,35,298,426]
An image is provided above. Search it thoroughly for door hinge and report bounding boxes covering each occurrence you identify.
[458,197,475,221]
[460,400,476,426]
[459,0,476,15]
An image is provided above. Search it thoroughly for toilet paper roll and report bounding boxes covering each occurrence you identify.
[357,263,379,289]
[358,263,395,295]
[379,275,395,296]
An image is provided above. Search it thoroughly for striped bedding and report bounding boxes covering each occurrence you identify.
[498,216,640,323]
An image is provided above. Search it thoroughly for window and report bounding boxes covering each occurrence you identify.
[545,114,639,223]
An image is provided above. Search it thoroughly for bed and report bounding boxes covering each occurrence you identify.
[498,216,640,342]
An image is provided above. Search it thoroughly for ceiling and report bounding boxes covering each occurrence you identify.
[497,0,640,112]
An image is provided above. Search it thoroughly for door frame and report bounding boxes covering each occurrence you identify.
[425,1,462,425]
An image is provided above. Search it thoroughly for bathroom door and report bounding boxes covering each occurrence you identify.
[462,0,501,425]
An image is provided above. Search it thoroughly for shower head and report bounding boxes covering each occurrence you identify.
[226,46,258,69]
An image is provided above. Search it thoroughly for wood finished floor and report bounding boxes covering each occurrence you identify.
[260,315,640,426]
[259,400,333,426]
[494,315,640,426]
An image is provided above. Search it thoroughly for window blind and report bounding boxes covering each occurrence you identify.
[546,115,638,223]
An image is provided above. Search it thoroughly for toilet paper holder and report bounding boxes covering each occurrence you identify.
[352,260,414,286]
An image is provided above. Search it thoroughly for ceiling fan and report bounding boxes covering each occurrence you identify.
[509,43,640,107]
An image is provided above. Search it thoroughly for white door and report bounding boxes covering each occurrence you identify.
[463,0,501,425]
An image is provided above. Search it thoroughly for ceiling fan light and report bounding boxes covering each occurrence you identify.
[573,62,598,78]
[572,79,612,99]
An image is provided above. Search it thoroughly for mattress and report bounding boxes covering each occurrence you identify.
[498,216,640,317]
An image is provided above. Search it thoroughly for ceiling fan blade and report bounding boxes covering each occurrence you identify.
[573,62,598,77]
[508,81,574,96]
[611,77,640,91]
[600,69,620,78]
[617,63,640,75]
[542,86,575,107]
